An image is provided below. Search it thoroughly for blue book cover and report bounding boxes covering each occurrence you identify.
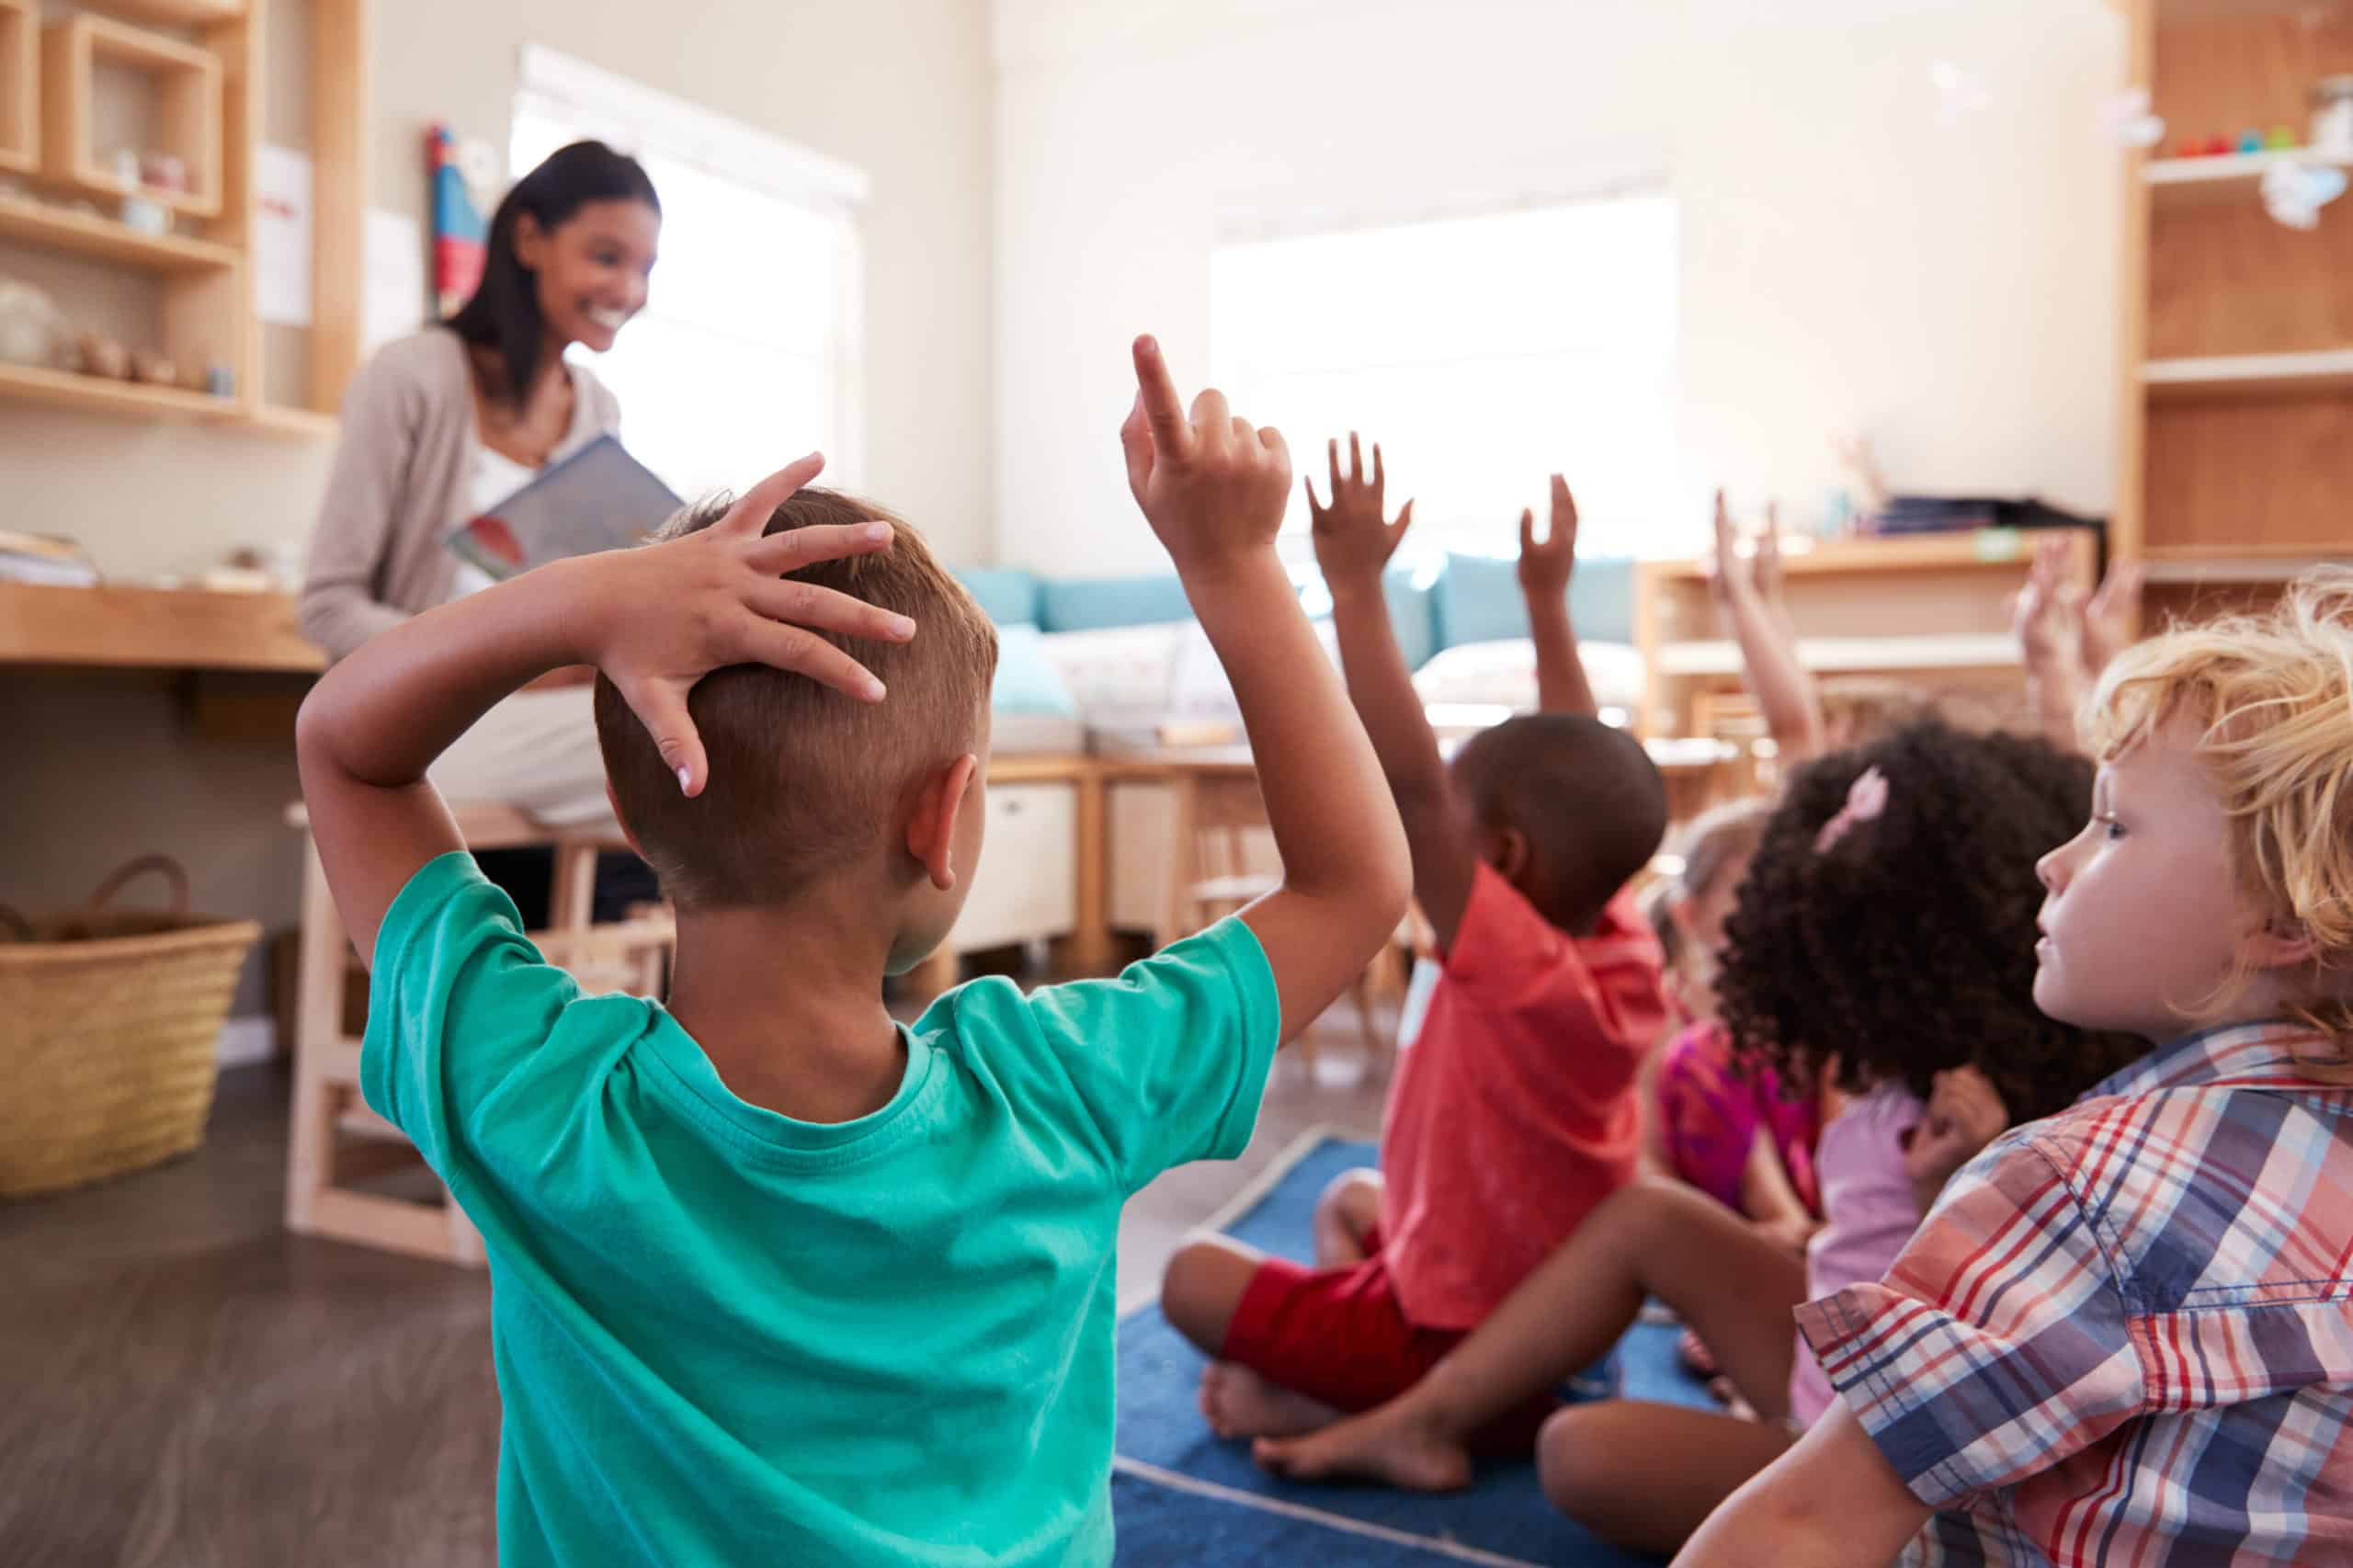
[447,435,685,579]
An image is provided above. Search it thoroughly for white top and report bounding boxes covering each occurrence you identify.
[447,446,544,601]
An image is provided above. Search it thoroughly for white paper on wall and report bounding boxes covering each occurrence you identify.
[255,144,313,328]
[362,208,427,354]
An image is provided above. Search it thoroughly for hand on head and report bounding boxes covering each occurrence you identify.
[1120,335,1292,579]
[589,453,916,798]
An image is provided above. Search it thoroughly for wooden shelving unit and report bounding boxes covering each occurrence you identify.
[2114,0,2353,628]
[1632,528,2094,737]
[0,0,364,438]
[0,0,32,175]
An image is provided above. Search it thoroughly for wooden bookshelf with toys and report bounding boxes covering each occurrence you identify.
[0,0,366,437]
[2113,0,2353,631]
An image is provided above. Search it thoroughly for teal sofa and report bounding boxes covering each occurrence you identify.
[954,553,1635,669]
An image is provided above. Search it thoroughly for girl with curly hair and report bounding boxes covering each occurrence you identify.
[1253,720,2140,1557]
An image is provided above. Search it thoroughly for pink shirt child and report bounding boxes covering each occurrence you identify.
[1787,1081,1926,1427]
[1380,863,1668,1331]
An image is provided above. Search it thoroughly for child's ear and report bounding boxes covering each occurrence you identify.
[905,754,982,892]
[2246,913,2322,971]
[604,780,648,862]
[1484,825,1531,883]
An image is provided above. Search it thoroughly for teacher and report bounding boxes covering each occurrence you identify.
[300,140,662,915]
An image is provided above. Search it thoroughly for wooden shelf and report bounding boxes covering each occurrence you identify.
[1646,526,2082,581]
[0,0,31,176]
[80,1,248,22]
[40,12,223,221]
[0,581,320,672]
[0,195,238,269]
[2143,147,2353,208]
[2143,349,2353,400]
[1657,634,2021,677]
[0,357,233,418]
[2140,544,2353,582]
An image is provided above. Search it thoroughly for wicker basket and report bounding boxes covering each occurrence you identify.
[0,857,261,1199]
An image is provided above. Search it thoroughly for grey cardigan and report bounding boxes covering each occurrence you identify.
[299,327,622,663]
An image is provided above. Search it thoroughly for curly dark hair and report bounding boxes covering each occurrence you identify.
[1718,720,2142,1121]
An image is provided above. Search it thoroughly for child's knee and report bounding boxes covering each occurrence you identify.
[1160,1237,1260,1355]
[1536,1407,1612,1519]
[1314,1166,1382,1226]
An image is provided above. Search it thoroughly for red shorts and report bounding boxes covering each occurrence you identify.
[1220,1233,1561,1455]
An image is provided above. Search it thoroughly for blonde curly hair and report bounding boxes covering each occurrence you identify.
[2080,571,2353,1043]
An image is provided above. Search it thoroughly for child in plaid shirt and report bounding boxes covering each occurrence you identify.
[1678,574,2353,1567]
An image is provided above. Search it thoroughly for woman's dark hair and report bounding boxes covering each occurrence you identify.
[444,140,658,407]
[1718,720,2141,1121]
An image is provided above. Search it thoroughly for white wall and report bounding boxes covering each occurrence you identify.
[3,0,995,1029]
[990,0,2125,574]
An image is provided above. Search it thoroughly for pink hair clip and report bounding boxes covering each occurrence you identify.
[1814,766,1890,854]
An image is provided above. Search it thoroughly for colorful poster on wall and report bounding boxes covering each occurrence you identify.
[428,124,489,316]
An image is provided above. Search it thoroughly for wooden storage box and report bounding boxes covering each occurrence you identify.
[948,781,1079,951]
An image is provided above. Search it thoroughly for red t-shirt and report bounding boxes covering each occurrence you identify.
[1378,863,1667,1331]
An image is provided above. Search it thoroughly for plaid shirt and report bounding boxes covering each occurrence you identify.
[1795,1021,2353,1566]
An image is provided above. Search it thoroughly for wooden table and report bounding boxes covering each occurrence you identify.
[0,582,322,672]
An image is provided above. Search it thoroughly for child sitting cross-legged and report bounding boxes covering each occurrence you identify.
[1677,574,2353,1566]
[291,335,1410,1567]
[1255,721,2142,1561]
[1159,439,1671,1453]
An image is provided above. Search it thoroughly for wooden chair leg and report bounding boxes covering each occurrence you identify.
[549,840,599,933]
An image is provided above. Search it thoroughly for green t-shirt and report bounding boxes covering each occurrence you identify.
[361,853,1279,1566]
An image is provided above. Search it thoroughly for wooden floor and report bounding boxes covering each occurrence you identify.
[0,1013,1391,1568]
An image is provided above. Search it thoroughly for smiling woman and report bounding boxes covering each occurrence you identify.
[296,142,666,921]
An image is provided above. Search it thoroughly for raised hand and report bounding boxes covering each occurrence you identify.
[2080,556,2144,675]
[1517,474,1577,600]
[1120,335,1292,579]
[1303,432,1413,589]
[2010,536,2087,679]
[1706,488,1752,606]
[588,453,915,796]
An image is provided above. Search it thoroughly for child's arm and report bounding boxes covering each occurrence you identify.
[1737,1132,1818,1252]
[295,455,911,962]
[1708,494,1826,761]
[1670,1404,1931,1567]
[1518,474,1597,717]
[1303,432,1482,952]
[1120,341,1412,1041]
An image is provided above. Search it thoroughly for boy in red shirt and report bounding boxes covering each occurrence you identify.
[1162,437,1670,1451]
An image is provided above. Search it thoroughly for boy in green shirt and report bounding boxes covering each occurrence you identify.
[294,336,1411,1566]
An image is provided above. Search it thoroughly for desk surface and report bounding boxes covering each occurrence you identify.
[0,583,324,674]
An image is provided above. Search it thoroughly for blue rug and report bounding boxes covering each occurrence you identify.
[1113,1134,1717,1565]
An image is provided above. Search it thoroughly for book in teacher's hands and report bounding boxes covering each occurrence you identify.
[446,435,685,580]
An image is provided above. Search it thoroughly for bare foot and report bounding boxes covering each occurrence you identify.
[1252,1401,1474,1492]
[1198,1362,1340,1440]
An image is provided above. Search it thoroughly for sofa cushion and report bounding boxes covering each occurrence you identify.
[954,566,1040,628]
[1037,573,1196,633]
[1034,621,1184,724]
[991,623,1079,718]
[1410,636,1646,718]
[1434,552,1635,651]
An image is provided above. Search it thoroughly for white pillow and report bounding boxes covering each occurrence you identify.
[1036,622,1184,724]
[1410,637,1644,715]
[1163,618,1347,722]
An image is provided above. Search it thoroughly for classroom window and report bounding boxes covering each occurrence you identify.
[1210,194,1678,560]
[509,46,866,502]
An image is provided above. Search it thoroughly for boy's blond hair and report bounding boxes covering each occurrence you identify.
[2082,572,2353,1040]
[593,489,999,909]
